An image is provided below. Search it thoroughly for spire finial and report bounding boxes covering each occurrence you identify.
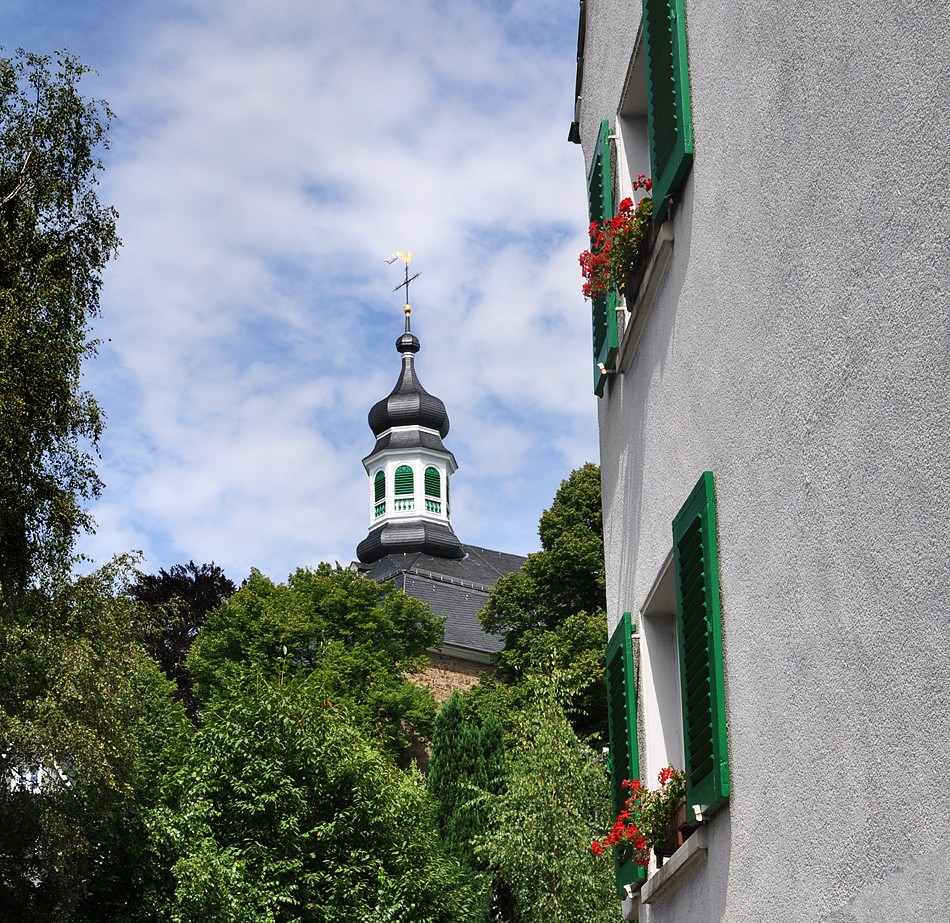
[385,250,420,333]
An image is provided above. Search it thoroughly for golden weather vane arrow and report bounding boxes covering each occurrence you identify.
[385,250,420,332]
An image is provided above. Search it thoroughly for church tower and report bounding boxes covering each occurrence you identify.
[354,255,525,700]
[356,281,463,563]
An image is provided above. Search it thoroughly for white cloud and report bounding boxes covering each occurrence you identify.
[13,0,600,581]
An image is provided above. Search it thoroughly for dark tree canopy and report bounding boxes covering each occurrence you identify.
[0,49,119,597]
[128,561,236,718]
[427,693,506,869]
[478,463,608,742]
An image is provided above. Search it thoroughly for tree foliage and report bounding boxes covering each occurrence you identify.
[474,672,618,923]
[128,561,236,718]
[478,463,608,742]
[0,48,119,597]
[0,557,189,923]
[187,564,445,757]
[156,667,486,923]
[427,693,506,867]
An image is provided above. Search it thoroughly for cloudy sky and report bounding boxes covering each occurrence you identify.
[5,0,598,583]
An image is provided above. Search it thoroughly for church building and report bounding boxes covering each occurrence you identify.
[353,295,524,701]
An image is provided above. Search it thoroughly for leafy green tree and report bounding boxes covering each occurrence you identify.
[474,671,618,923]
[156,667,487,923]
[128,561,236,718]
[0,557,189,923]
[0,49,119,597]
[187,564,445,757]
[479,463,608,742]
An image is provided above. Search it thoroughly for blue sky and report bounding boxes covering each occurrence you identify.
[5,0,599,582]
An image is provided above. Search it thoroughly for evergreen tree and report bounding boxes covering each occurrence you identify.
[428,693,506,866]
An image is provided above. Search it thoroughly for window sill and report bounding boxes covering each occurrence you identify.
[615,221,674,377]
[639,826,708,907]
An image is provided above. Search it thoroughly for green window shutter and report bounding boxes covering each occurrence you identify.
[587,118,619,397]
[642,0,693,222]
[672,471,729,823]
[374,470,386,502]
[424,466,440,497]
[605,611,646,894]
[394,465,414,495]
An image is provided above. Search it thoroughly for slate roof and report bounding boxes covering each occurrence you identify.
[356,544,526,656]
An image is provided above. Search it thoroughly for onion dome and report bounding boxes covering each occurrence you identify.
[364,332,455,460]
[368,333,450,439]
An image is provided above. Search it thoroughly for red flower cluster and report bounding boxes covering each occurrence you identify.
[590,778,651,866]
[578,177,654,301]
[590,765,684,869]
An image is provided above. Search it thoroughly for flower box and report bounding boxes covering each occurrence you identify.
[622,219,659,305]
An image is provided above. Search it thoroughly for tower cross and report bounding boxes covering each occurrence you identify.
[386,250,421,331]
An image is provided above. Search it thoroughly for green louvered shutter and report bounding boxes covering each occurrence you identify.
[374,470,386,516]
[642,0,693,222]
[424,466,440,497]
[588,118,619,397]
[605,611,646,894]
[672,471,729,824]
[394,465,413,495]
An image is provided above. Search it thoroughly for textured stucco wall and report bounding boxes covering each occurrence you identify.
[578,1,950,920]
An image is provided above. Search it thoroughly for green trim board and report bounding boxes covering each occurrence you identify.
[642,0,693,222]
[605,611,647,894]
[672,471,730,823]
[587,117,619,397]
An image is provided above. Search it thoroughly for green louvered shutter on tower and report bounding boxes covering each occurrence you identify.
[605,611,646,894]
[424,466,440,497]
[672,471,729,824]
[374,471,385,502]
[642,0,693,222]
[394,465,413,495]
[587,118,619,397]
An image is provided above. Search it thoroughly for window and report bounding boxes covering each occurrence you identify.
[424,466,441,513]
[605,611,647,895]
[374,470,386,517]
[641,0,693,221]
[605,471,729,892]
[394,464,414,511]
[587,117,620,397]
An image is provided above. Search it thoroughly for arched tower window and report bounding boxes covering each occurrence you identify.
[425,466,441,513]
[374,470,386,517]
[394,464,414,511]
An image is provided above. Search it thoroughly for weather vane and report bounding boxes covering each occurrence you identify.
[385,250,420,332]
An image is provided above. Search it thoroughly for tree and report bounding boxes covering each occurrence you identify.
[427,693,506,866]
[0,557,189,923]
[187,564,445,757]
[479,463,608,742]
[0,49,119,597]
[474,671,618,923]
[128,561,236,719]
[156,667,487,923]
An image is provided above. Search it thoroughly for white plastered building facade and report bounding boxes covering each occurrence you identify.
[572,1,950,920]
